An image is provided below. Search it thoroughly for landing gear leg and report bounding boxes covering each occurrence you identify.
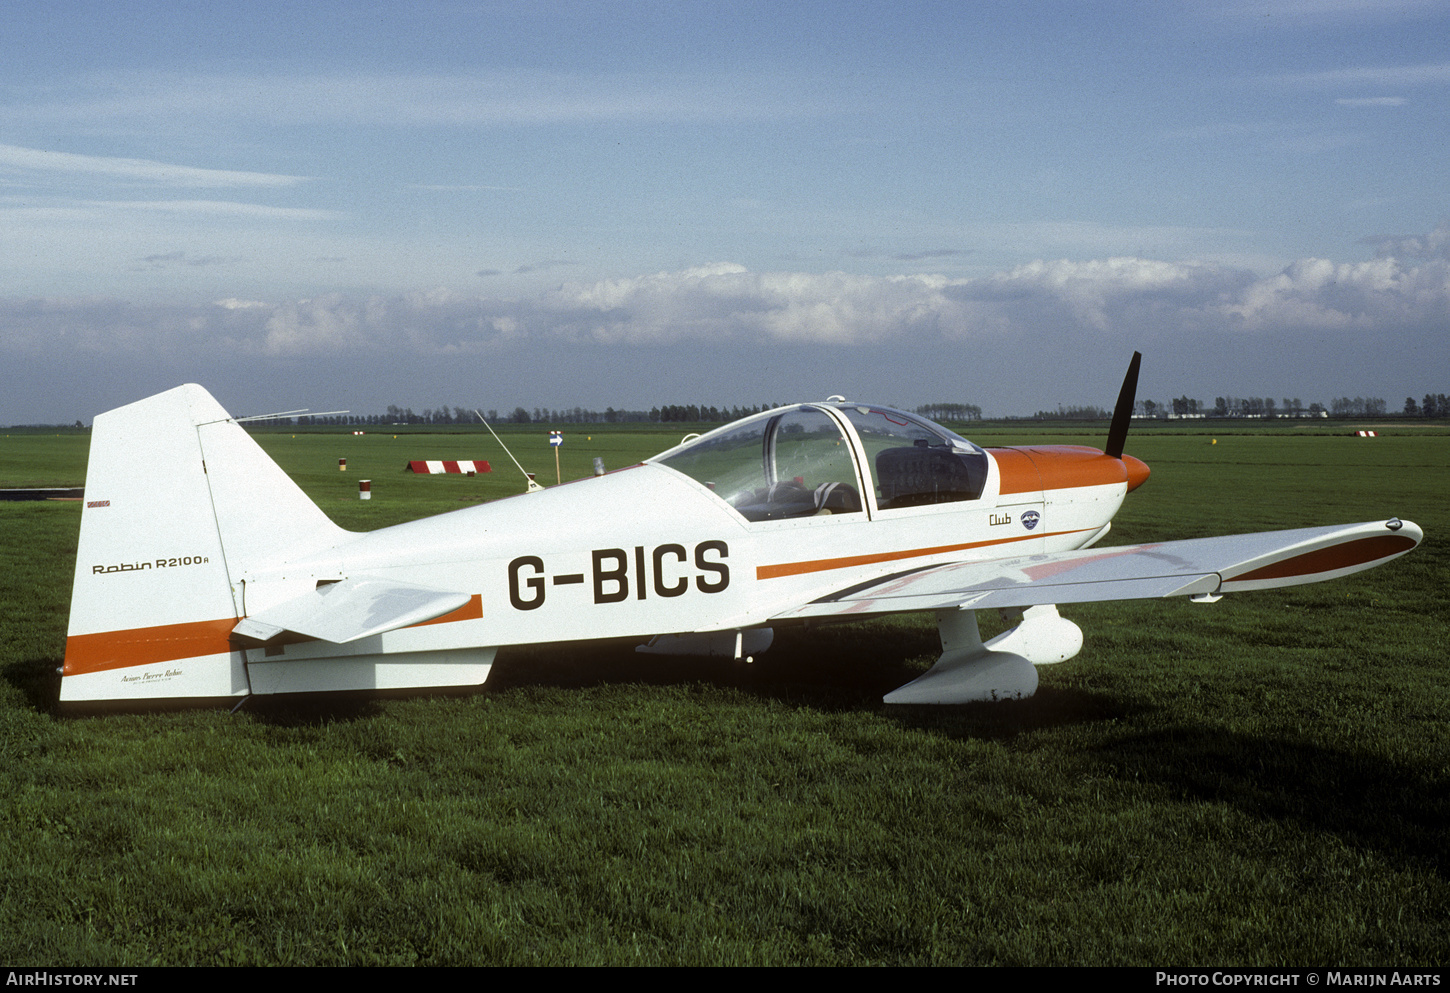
[882,608,1038,704]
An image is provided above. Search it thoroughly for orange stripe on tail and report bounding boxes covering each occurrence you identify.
[64,618,238,676]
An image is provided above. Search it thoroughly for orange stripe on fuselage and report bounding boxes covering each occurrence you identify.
[63,594,487,676]
[756,528,1096,580]
[757,448,1127,582]
[413,594,483,626]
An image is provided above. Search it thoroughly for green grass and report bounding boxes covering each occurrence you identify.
[1,426,1446,965]
[0,433,91,489]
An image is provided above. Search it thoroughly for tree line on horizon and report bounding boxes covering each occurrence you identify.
[17,392,1448,431]
[153,392,1450,426]
[1026,395,1426,420]
[292,401,986,427]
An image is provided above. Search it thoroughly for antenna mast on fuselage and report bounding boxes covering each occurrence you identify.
[474,410,545,493]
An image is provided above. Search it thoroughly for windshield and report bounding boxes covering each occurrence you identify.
[653,402,987,519]
[830,404,988,508]
[655,406,864,521]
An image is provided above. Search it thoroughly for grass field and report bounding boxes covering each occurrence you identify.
[1,420,1446,965]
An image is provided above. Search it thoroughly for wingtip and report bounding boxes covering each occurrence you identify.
[1385,518,1423,545]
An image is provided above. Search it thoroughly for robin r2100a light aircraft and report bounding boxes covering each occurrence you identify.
[61,355,1421,707]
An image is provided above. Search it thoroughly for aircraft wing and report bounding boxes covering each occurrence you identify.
[774,519,1421,621]
[233,577,473,644]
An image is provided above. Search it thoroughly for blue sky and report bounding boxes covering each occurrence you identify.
[3,0,1448,424]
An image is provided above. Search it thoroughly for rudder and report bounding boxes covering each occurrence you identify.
[62,385,349,703]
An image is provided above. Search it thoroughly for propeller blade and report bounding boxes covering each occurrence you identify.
[1105,351,1141,460]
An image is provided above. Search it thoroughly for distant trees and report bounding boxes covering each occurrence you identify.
[650,404,783,423]
[1034,405,1111,420]
[1205,396,1323,418]
[1330,397,1387,417]
[915,403,982,421]
[293,399,1000,427]
[1412,393,1449,418]
[274,389,1449,429]
[1214,396,1271,417]
[654,404,720,423]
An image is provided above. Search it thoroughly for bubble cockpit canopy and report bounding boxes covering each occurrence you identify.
[652,402,988,522]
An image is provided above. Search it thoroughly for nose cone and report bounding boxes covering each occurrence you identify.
[1123,454,1150,492]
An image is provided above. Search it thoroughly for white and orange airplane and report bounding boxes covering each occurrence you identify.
[61,355,1421,707]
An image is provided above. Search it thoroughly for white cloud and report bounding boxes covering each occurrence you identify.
[1367,221,1450,260]
[533,264,975,345]
[6,245,1448,361]
[1216,0,1448,24]
[1217,256,1450,331]
[1272,62,1450,89]
[3,71,827,134]
[0,144,308,187]
[968,257,1227,330]
[261,295,363,355]
[87,199,342,221]
[4,240,1449,424]
[0,197,337,222]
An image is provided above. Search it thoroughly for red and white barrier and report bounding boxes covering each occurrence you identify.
[406,460,492,474]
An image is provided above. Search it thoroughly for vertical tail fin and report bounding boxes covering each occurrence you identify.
[62,385,349,703]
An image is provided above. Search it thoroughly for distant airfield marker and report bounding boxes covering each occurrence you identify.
[405,460,492,475]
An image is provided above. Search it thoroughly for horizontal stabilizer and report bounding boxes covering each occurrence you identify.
[776,519,1421,621]
[234,577,472,645]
